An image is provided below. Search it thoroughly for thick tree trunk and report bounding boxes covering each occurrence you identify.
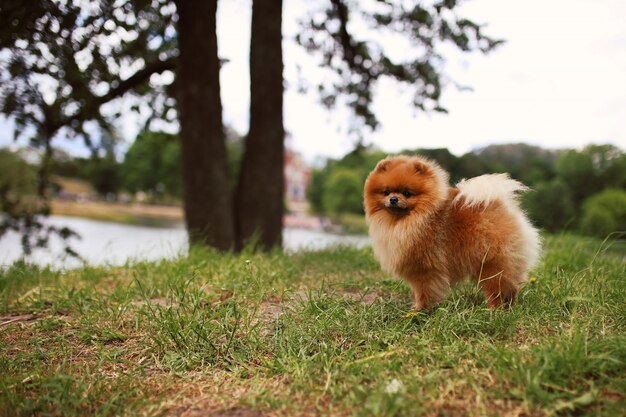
[235,0,284,251]
[175,0,235,250]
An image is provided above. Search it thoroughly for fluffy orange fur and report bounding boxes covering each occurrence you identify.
[364,155,541,309]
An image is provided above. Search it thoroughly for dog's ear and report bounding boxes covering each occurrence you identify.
[414,160,427,174]
[375,159,390,172]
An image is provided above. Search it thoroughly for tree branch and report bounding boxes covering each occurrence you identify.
[53,56,177,132]
[100,57,177,105]
[329,0,370,78]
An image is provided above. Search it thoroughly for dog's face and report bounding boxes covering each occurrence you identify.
[364,156,448,220]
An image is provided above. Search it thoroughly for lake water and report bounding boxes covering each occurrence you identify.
[0,216,370,270]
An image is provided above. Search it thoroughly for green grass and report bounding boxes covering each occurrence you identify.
[1,234,624,416]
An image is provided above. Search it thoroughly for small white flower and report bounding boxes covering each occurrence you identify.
[245,259,251,264]
[385,378,404,394]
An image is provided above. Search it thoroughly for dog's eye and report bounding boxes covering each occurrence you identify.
[383,190,390,196]
[403,191,411,197]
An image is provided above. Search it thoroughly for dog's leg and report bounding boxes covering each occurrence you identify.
[477,262,519,308]
[409,282,427,310]
[407,273,450,310]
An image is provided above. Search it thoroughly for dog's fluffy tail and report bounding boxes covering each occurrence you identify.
[454,173,529,209]
[454,173,541,270]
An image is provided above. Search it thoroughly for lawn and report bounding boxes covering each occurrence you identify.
[0,234,624,416]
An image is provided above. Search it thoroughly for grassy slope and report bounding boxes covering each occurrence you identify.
[50,199,183,225]
[0,234,624,417]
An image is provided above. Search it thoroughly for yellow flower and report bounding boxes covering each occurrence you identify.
[529,276,538,284]
[404,311,419,318]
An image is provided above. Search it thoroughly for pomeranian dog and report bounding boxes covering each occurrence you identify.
[364,155,541,309]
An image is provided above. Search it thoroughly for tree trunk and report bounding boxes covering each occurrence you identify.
[175,0,235,250]
[235,0,284,251]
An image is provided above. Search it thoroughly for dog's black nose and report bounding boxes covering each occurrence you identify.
[390,197,399,205]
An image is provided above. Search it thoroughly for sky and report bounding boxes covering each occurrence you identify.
[218,0,626,161]
[1,0,625,163]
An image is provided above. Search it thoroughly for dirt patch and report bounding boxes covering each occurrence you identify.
[130,297,178,308]
[152,373,291,417]
[173,407,262,417]
[154,372,331,417]
[340,290,381,305]
[0,313,39,326]
[211,408,262,417]
[258,301,283,321]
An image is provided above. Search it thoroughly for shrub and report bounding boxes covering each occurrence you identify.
[322,168,364,215]
[579,189,626,238]
[521,180,576,232]
[306,169,328,214]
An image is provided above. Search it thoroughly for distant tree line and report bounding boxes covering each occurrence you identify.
[39,128,243,202]
[4,140,624,240]
[308,143,626,238]
[46,132,182,202]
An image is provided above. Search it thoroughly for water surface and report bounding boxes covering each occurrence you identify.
[0,216,369,269]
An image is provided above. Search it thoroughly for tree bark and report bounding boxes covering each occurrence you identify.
[235,0,284,251]
[175,0,235,250]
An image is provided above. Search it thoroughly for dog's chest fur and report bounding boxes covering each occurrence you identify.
[368,213,441,277]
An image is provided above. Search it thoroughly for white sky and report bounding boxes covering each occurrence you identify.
[219,0,626,161]
[1,0,625,162]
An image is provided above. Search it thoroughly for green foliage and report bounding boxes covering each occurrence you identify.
[405,147,494,183]
[556,145,626,208]
[306,168,328,214]
[455,152,489,182]
[334,146,386,174]
[0,149,80,256]
[48,147,123,197]
[48,150,122,197]
[474,143,557,184]
[121,131,182,198]
[84,154,122,196]
[0,149,37,203]
[406,147,458,172]
[311,147,385,216]
[120,128,243,198]
[48,151,87,179]
[579,189,626,238]
[225,127,244,189]
[322,168,364,215]
[522,180,576,232]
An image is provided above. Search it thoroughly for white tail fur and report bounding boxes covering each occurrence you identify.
[454,173,529,209]
[454,173,541,270]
